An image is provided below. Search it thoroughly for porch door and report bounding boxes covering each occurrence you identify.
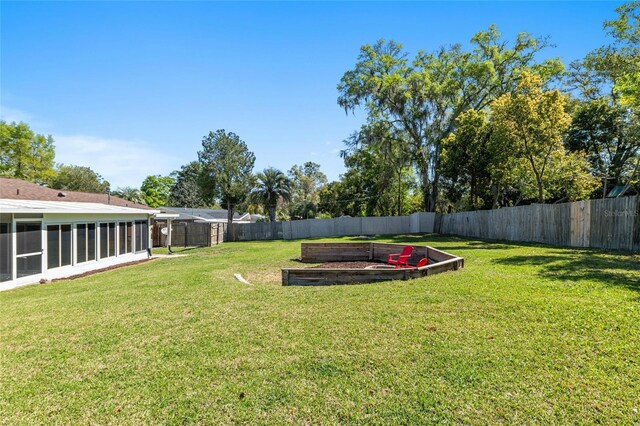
[15,221,43,278]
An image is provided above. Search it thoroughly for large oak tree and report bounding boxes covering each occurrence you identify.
[198,130,255,239]
[337,25,562,211]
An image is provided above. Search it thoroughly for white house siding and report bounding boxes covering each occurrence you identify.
[0,206,156,291]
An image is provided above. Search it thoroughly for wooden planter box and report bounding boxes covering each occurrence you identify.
[282,242,464,286]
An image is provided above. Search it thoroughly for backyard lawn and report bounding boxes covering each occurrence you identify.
[1,234,639,424]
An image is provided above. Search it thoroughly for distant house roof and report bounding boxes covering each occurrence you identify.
[0,177,150,209]
[248,213,266,222]
[606,184,637,198]
[0,199,158,215]
[159,206,250,222]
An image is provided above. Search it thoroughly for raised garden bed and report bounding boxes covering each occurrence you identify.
[282,242,464,286]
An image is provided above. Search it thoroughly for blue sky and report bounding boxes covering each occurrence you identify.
[1,1,623,188]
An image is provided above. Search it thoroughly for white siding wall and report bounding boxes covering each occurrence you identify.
[1,212,152,291]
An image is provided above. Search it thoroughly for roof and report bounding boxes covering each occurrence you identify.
[159,206,249,222]
[0,177,151,209]
[606,184,637,198]
[0,199,158,215]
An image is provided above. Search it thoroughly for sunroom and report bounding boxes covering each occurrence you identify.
[0,199,159,291]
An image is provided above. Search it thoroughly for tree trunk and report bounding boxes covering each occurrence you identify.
[527,154,545,204]
[491,183,501,209]
[470,175,477,210]
[226,200,234,241]
[417,160,431,212]
[537,180,545,204]
[397,169,403,216]
[429,172,439,213]
[268,206,276,222]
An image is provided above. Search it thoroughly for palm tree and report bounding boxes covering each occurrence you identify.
[112,186,147,205]
[251,167,291,222]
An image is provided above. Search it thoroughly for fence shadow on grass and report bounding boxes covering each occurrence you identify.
[493,250,640,293]
[381,234,519,251]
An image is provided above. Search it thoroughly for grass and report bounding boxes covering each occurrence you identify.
[1,234,639,425]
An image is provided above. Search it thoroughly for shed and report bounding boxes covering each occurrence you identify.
[0,199,159,291]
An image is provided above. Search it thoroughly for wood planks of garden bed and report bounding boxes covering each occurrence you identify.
[283,242,464,286]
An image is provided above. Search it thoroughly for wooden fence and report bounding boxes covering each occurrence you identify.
[437,196,639,251]
[230,212,435,241]
[152,222,225,247]
[231,221,284,241]
[184,196,637,252]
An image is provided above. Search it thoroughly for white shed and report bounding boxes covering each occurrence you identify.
[0,199,159,291]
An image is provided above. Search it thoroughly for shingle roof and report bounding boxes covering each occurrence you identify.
[0,177,150,209]
[0,199,157,214]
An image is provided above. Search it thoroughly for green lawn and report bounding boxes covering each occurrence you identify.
[1,235,639,425]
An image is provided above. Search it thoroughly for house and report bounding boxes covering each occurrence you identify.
[0,177,149,209]
[158,206,253,223]
[0,178,164,291]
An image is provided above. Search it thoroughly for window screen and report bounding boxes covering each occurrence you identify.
[143,222,148,250]
[108,223,116,257]
[17,222,41,255]
[100,223,108,258]
[87,224,96,261]
[77,224,87,263]
[17,255,42,278]
[0,223,11,282]
[135,220,148,252]
[126,222,133,253]
[119,223,126,255]
[61,225,71,266]
[16,222,42,278]
[47,225,60,269]
[135,221,142,253]
[46,224,72,269]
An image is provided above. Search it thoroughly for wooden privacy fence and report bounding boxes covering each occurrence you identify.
[231,221,284,241]
[207,196,638,252]
[230,212,435,241]
[152,222,225,247]
[437,196,639,251]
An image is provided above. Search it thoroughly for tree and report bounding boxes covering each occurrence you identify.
[340,126,417,216]
[251,167,292,222]
[198,129,255,238]
[49,165,110,193]
[491,72,597,203]
[317,181,343,217]
[112,187,146,205]
[287,162,327,219]
[338,26,561,211]
[140,175,175,208]
[167,161,207,208]
[0,121,56,183]
[565,2,639,105]
[441,109,511,209]
[317,178,365,218]
[599,1,639,108]
[564,2,640,193]
[565,100,640,190]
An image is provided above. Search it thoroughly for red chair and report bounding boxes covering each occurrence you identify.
[416,258,429,268]
[387,245,413,268]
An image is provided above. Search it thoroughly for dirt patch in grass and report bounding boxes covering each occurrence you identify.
[246,269,282,284]
[310,261,386,269]
[50,258,155,282]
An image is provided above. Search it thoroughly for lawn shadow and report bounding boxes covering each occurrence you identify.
[381,234,519,251]
[157,246,203,253]
[493,249,640,293]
